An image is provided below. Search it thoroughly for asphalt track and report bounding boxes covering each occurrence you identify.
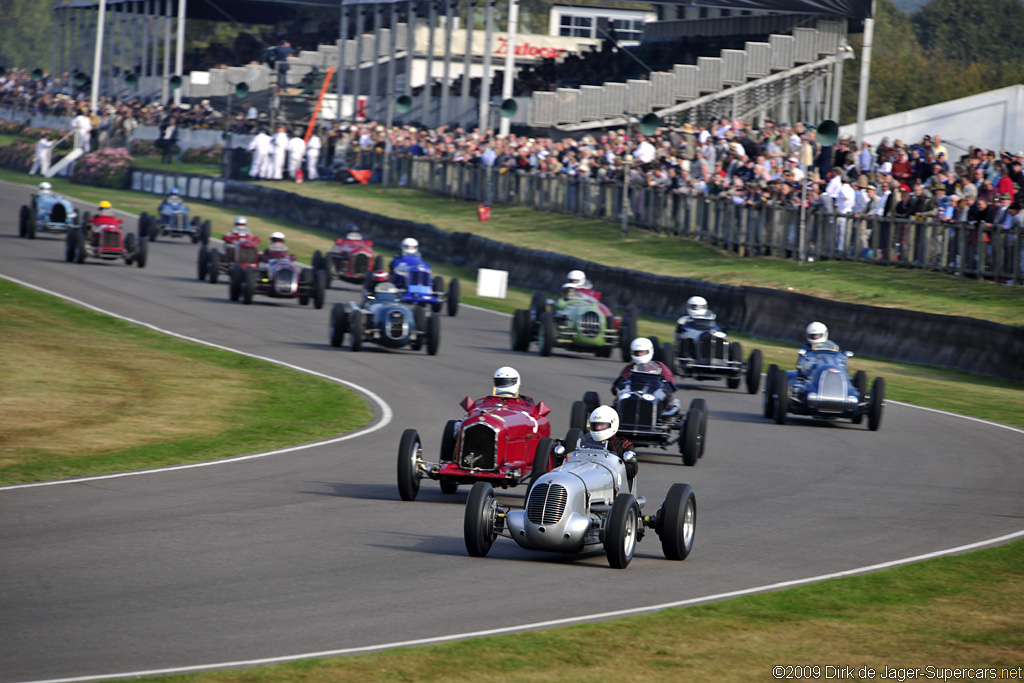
[1,180,1022,683]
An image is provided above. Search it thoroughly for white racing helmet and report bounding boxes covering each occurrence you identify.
[401,237,419,256]
[588,405,619,443]
[567,269,586,287]
[630,337,654,364]
[806,321,828,344]
[686,295,708,318]
[270,231,285,243]
[38,181,52,195]
[233,216,249,233]
[493,366,520,397]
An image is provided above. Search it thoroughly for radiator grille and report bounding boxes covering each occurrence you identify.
[526,483,568,525]
[619,395,656,430]
[237,245,257,264]
[101,231,120,249]
[817,369,847,412]
[697,332,725,360]
[387,310,406,338]
[352,252,370,276]
[578,310,602,338]
[274,268,296,295]
[459,424,496,470]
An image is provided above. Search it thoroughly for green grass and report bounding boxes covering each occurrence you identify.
[132,154,221,176]
[0,279,372,485]
[270,181,1024,327]
[3,167,1022,429]
[113,538,1024,682]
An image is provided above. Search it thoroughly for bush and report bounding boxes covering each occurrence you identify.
[0,141,36,171]
[0,120,26,136]
[180,144,224,165]
[71,148,134,189]
[129,138,163,157]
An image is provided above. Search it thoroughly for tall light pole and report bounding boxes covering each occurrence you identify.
[90,0,108,114]
[498,0,518,137]
[855,0,877,146]
[173,0,186,106]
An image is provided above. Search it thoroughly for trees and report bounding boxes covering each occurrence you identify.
[0,0,51,71]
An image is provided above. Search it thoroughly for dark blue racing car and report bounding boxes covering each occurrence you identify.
[389,251,459,317]
[138,188,210,243]
[763,344,885,430]
[329,282,440,355]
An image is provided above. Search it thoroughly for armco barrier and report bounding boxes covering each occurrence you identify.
[221,180,1024,382]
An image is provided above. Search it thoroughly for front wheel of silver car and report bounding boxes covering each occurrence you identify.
[605,493,639,569]
[397,428,423,502]
[464,482,498,557]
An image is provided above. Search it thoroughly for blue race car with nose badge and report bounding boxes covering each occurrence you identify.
[329,282,440,355]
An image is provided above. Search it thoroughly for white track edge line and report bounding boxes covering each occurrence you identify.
[0,273,392,491]
[15,527,1024,683]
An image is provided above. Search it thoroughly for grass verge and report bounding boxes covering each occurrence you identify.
[132,154,222,176]
[3,167,1022,429]
[124,538,1024,682]
[0,278,372,485]
[264,181,1024,327]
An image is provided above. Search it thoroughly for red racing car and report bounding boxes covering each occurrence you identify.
[65,209,146,267]
[397,394,582,501]
[197,231,261,284]
[313,228,383,288]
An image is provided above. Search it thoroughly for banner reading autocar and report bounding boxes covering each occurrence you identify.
[414,27,600,63]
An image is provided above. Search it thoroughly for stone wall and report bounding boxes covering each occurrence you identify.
[223,180,1024,383]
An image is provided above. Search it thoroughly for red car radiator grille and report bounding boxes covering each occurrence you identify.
[237,245,257,264]
[352,253,370,275]
[459,424,496,470]
[101,232,121,250]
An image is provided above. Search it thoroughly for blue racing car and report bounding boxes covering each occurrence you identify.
[389,238,459,317]
[19,182,78,239]
[138,188,210,243]
[763,344,885,431]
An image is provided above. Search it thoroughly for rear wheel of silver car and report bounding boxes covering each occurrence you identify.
[349,310,363,351]
[570,400,588,432]
[208,250,220,283]
[746,348,763,394]
[763,363,778,419]
[464,482,498,557]
[329,303,348,347]
[538,312,555,357]
[852,370,868,424]
[773,367,789,425]
[397,428,423,502]
[868,377,886,431]
[681,403,703,466]
[659,483,696,561]
[426,314,440,355]
[312,269,326,309]
[606,493,638,569]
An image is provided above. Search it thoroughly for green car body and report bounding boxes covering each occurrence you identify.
[510,290,636,359]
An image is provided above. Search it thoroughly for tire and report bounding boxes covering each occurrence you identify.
[538,311,555,357]
[229,264,243,301]
[660,342,676,372]
[774,366,789,425]
[373,255,385,271]
[431,276,445,314]
[312,269,326,310]
[562,428,583,462]
[124,233,137,265]
[440,419,459,463]
[746,348,763,394]
[620,316,637,361]
[583,391,601,415]
[527,437,553,494]
[148,214,158,242]
[349,310,363,351]
[396,428,423,502]
[200,219,211,245]
[299,268,312,306]
[329,303,348,347]
[868,377,886,431]
[680,402,703,467]
[243,266,257,305]
[530,290,546,319]
[763,364,778,419]
[852,370,868,425]
[19,205,31,238]
[426,314,440,355]
[726,341,744,389]
[65,228,77,262]
[138,212,150,240]
[570,400,588,432]
[197,245,209,280]
[605,493,639,569]
[511,309,531,351]
[413,305,426,332]
[208,250,220,283]
[447,277,460,317]
[73,228,86,263]
[312,249,325,271]
[464,482,499,557]
[80,211,91,230]
[659,483,696,561]
[688,398,708,459]
[191,215,201,227]
[648,336,661,360]
[135,237,148,268]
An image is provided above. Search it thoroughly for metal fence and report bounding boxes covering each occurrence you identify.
[356,154,1024,284]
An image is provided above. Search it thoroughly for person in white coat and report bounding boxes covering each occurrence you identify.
[248,129,272,179]
[29,137,55,176]
[286,132,306,181]
[835,175,856,253]
[270,126,288,180]
[71,110,92,151]
[305,133,321,181]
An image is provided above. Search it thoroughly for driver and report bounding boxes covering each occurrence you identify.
[492,366,534,404]
[559,282,581,300]
[262,231,289,261]
[399,237,420,257]
[675,295,717,333]
[38,181,52,196]
[579,405,637,486]
[363,269,390,296]
[612,337,679,414]
[224,215,251,243]
[160,186,183,210]
[344,223,363,241]
[803,321,839,352]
